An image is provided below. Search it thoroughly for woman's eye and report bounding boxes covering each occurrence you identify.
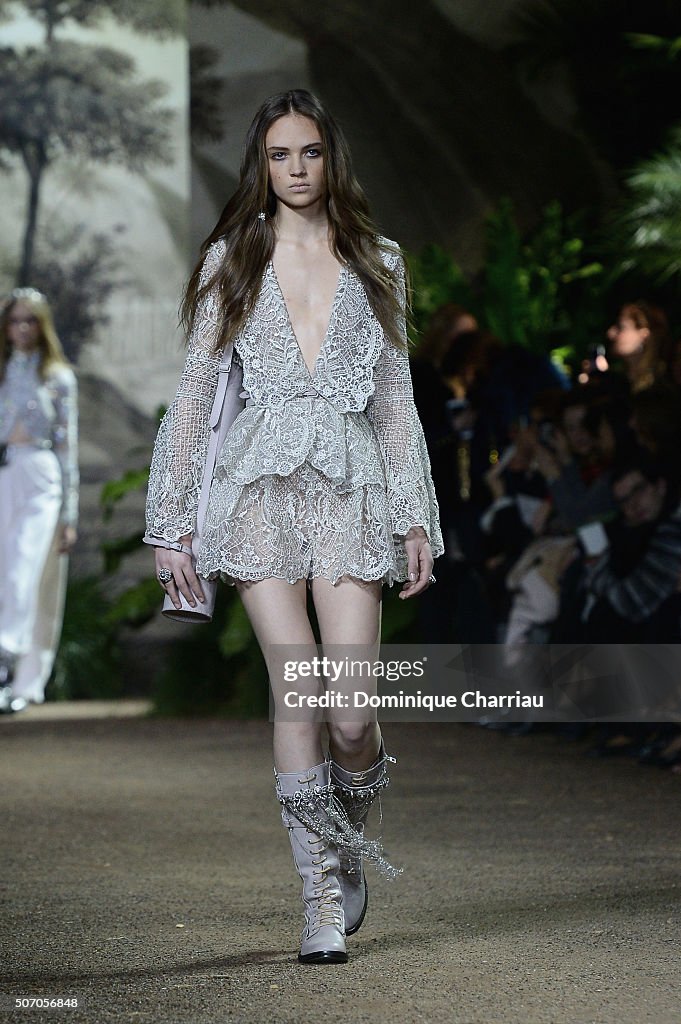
[306,148,321,158]
[270,152,286,160]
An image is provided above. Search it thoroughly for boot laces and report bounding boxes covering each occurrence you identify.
[307,833,343,929]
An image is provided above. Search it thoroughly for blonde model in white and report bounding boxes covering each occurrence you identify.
[0,290,78,712]
[145,90,443,964]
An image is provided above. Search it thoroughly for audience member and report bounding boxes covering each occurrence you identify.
[413,295,681,761]
[581,449,681,642]
[606,300,674,393]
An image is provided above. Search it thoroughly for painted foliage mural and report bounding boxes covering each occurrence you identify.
[0,0,189,411]
[0,1,190,583]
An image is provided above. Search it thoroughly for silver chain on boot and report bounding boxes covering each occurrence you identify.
[329,745,399,935]
[278,771,399,877]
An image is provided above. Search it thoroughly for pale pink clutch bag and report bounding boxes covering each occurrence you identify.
[154,347,245,623]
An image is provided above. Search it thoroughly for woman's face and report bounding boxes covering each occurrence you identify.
[562,404,593,458]
[6,302,41,353]
[607,315,649,358]
[265,114,326,213]
[448,313,478,343]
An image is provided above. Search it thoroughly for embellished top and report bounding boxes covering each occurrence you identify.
[146,237,444,583]
[0,350,79,526]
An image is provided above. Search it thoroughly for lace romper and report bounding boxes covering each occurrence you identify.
[145,237,443,586]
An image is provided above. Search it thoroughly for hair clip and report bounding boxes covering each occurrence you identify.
[10,287,47,304]
[258,211,266,221]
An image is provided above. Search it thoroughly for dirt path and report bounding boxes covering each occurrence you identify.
[1,711,680,1024]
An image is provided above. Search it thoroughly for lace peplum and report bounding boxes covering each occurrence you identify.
[211,401,385,491]
[145,236,444,585]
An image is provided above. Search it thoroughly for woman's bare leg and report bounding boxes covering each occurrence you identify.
[238,577,348,962]
[310,575,383,772]
[236,577,323,771]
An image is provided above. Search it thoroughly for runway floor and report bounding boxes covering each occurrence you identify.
[1,710,679,1023]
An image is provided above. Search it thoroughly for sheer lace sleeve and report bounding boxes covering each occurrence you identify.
[52,367,79,528]
[366,250,444,557]
[145,240,225,542]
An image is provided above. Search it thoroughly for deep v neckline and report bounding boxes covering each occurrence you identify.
[269,259,345,378]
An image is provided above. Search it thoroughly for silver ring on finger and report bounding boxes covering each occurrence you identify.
[428,574,437,584]
[157,567,174,585]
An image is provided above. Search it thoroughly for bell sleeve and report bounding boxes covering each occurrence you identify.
[52,367,79,528]
[366,249,444,568]
[145,239,225,543]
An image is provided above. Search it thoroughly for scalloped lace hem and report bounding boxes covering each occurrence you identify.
[203,565,407,588]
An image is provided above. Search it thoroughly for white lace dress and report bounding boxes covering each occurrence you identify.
[146,237,443,586]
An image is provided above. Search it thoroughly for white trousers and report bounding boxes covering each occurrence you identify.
[0,447,66,702]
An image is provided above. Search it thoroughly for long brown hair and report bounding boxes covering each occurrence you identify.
[619,300,673,391]
[0,289,69,382]
[182,89,406,352]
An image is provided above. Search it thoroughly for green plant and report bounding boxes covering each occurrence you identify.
[50,455,158,700]
[409,198,605,366]
[617,129,681,285]
[408,245,476,338]
[152,588,269,717]
[50,577,124,700]
[613,36,681,287]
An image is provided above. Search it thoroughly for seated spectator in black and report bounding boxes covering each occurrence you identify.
[480,390,564,568]
[481,446,549,631]
[417,303,479,373]
[581,449,681,643]
[560,390,599,467]
[411,303,478,450]
[428,329,566,643]
[438,331,566,506]
[412,331,499,641]
[462,331,569,456]
[410,306,479,536]
[435,332,494,564]
[533,396,633,530]
[630,382,681,488]
[409,303,481,643]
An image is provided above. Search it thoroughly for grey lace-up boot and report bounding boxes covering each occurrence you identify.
[329,742,395,935]
[275,761,348,964]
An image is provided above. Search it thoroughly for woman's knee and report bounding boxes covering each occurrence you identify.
[327,719,377,758]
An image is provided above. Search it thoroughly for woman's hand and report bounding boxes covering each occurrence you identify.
[399,525,434,600]
[58,525,77,553]
[534,443,561,482]
[154,537,205,610]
